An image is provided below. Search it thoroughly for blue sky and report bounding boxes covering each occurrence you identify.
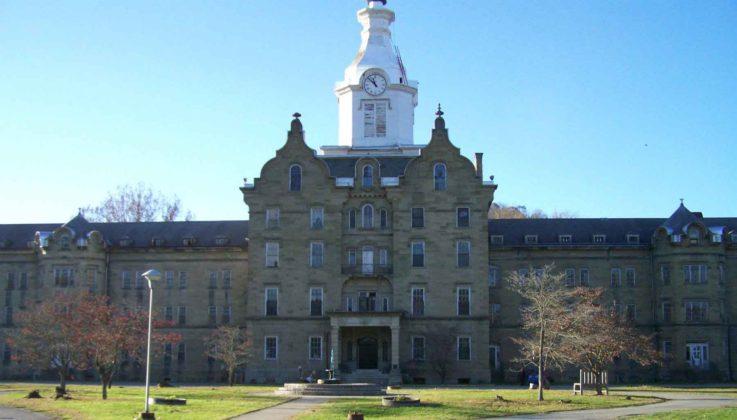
[1,0,735,223]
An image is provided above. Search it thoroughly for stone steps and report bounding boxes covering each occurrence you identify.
[276,382,386,396]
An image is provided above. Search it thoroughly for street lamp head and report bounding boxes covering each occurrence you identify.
[141,269,162,283]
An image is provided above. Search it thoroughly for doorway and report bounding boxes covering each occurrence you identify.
[357,337,378,369]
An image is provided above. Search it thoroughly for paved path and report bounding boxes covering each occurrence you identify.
[0,406,50,420]
[507,391,737,419]
[233,396,331,420]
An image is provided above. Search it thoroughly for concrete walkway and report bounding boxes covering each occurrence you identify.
[0,406,50,420]
[507,391,737,419]
[233,396,331,420]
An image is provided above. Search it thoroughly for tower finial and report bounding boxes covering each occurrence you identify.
[367,0,387,5]
[680,198,684,204]
[436,103,444,117]
[290,112,303,134]
[293,112,301,119]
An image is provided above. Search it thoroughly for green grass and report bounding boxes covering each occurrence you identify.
[611,384,737,397]
[0,383,287,420]
[297,387,661,419]
[634,407,737,419]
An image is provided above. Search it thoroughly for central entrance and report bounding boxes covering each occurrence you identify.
[357,337,378,369]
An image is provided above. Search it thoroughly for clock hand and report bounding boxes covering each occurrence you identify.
[368,76,378,87]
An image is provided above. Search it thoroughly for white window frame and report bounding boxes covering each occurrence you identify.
[308,336,323,360]
[411,287,425,316]
[266,208,280,228]
[433,162,447,191]
[524,235,538,244]
[593,234,606,243]
[565,268,575,287]
[579,268,589,286]
[625,267,636,287]
[362,204,374,229]
[411,207,424,228]
[456,207,470,228]
[626,234,640,244]
[687,342,709,369]
[265,287,279,316]
[265,242,279,268]
[289,164,302,192]
[490,235,504,245]
[488,265,498,287]
[490,344,501,370]
[457,336,472,361]
[310,241,324,268]
[456,287,471,316]
[309,287,324,317]
[411,241,425,268]
[456,240,471,268]
[559,234,572,244]
[411,335,426,361]
[610,268,622,287]
[310,207,324,229]
[362,165,374,188]
[347,248,357,266]
[363,101,387,138]
[264,336,278,360]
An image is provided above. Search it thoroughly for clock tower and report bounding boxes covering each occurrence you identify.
[332,0,419,153]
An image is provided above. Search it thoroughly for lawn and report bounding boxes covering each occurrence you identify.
[0,383,287,419]
[611,384,737,397]
[634,407,737,419]
[297,387,661,419]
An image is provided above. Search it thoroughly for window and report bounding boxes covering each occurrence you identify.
[490,235,504,245]
[377,248,389,267]
[683,264,708,284]
[732,233,737,243]
[135,271,144,289]
[580,268,590,287]
[411,208,424,228]
[18,273,28,291]
[348,209,357,230]
[164,306,173,321]
[177,306,186,325]
[54,267,74,287]
[564,268,575,287]
[362,204,374,229]
[5,273,14,291]
[411,287,425,316]
[178,271,187,289]
[163,343,172,373]
[208,306,217,324]
[346,296,354,312]
[457,207,470,228]
[662,340,672,358]
[457,240,470,267]
[310,242,324,268]
[380,209,388,229]
[626,304,636,321]
[489,266,499,287]
[626,234,640,244]
[165,271,174,289]
[661,265,671,286]
[265,242,279,268]
[358,291,377,312]
[625,267,636,287]
[524,235,538,245]
[346,340,354,361]
[222,270,231,289]
[309,336,322,360]
[712,233,722,243]
[2,344,10,366]
[347,248,357,266]
[264,336,278,360]
[491,303,501,321]
[362,165,373,188]
[412,336,426,361]
[310,207,324,229]
[719,264,725,286]
[688,227,701,244]
[289,165,302,192]
[559,235,572,244]
[265,288,278,316]
[4,307,12,325]
[457,287,471,316]
[610,268,621,287]
[209,271,218,289]
[593,234,606,244]
[671,234,682,243]
[222,306,231,324]
[85,268,97,292]
[364,101,387,138]
[686,343,709,369]
[177,343,186,365]
[457,336,471,361]
[662,301,672,323]
[310,287,323,316]
[411,241,425,268]
[685,300,708,322]
[60,236,70,250]
[490,345,501,370]
[382,297,390,312]
[266,208,280,228]
[434,163,447,191]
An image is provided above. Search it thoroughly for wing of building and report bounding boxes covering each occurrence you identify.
[1,0,736,384]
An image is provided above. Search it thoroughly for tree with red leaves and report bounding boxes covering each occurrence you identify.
[204,326,253,386]
[7,293,88,394]
[75,294,181,399]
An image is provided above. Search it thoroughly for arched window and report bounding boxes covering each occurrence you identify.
[380,209,388,229]
[362,204,374,229]
[289,165,302,192]
[348,209,357,230]
[434,163,447,191]
[362,165,373,188]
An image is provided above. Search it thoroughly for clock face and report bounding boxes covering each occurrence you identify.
[363,73,387,96]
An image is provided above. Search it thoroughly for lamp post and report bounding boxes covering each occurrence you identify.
[141,269,161,419]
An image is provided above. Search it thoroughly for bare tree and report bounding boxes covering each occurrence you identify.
[507,264,579,401]
[564,288,659,395]
[423,326,458,384]
[489,203,577,219]
[82,182,192,222]
[204,326,253,386]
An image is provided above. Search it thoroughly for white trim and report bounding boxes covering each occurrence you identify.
[361,204,374,229]
[411,335,426,361]
[593,234,606,243]
[310,207,324,230]
[457,336,472,361]
[410,207,425,229]
[456,286,471,316]
[264,336,278,360]
[489,344,501,370]
[411,287,425,316]
[288,164,302,192]
[456,240,471,268]
[308,335,323,360]
[264,287,278,316]
[362,164,374,188]
[309,241,324,268]
[524,235,538,244]
[265,242,279,268]
[411,241,425,268]
[309,287,324,317]
[433,162,447,191]
[456,207,470,228]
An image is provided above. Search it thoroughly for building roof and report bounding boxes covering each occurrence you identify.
[0,218,249,250]
[488,216,737,247]
[319,156,415,178]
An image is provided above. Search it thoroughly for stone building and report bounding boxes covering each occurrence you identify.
[1,0,736,385]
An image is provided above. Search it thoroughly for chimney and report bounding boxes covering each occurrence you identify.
[475,153,483,178]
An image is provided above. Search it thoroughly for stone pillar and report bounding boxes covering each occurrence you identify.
[331,326,341,374]
[389,325,401,384]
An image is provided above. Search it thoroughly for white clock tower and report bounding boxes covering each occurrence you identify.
[330,0,419,154]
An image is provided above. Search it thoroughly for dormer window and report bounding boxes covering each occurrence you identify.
[671,234,682,243]
[688,227,701,245]
[559,235,572,244]
[182,236,196,247]
[119,237,133,247]
[731,233,737,243]
[214,236,230,246]
[593,234,606,244]
[626,234,640,244]
[524,235,538,245]
[433,163,447,191]
[60,236,70,250]
[289,164,302,192]
[490,235,503,245]
[362,165,373,188]
[152,238,165,247]
[712,234,722,243]
[76,238,88,249]
[363,102,387,138]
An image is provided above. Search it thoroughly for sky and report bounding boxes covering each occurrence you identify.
[1,0,736,223]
